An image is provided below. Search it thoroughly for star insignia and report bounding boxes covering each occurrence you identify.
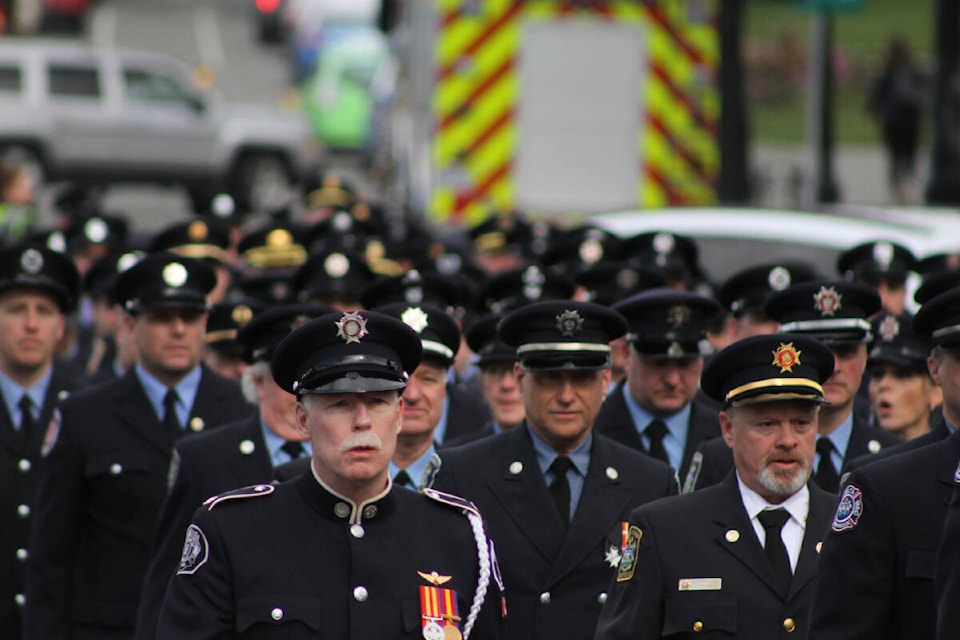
[813,286,842,317]
[771,342,802,373]
[401,306,429,333]
[556,309,584,336]
[878,315,900,342]
[336,311,368,344]
[605,545,622,569]
[667,304,691,328]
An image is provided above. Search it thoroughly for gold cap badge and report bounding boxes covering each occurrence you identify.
[771,342,801,373]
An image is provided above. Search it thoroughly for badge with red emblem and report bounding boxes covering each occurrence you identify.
[771,342,801,373]
[812,286,842,317]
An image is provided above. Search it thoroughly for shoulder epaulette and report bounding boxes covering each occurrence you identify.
[422,487,481,518]
[203,483,276,510]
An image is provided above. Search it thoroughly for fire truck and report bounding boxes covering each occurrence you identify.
[396,0,721,225]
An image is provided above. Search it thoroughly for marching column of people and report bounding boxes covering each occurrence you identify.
[4,187,960,639]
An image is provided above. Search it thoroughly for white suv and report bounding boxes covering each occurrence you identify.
[0,40,322,213]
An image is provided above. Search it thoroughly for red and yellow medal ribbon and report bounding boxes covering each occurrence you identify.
[420,585,462,639]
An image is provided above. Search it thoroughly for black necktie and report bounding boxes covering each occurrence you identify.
[163,389,181,436]
[18,395,34,446]
[548,456,574,527]
[280,440,305,461]
[757,508,792,596]
[815,438,840,492]
[393,469,413,488]
[645,419,670,465]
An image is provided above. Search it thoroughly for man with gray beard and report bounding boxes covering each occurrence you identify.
[595,334,838,640]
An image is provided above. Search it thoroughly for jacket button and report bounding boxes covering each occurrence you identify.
[350,524,365,538]
[538,592,550,604]
[353,586,368,602]
[693,620,704,632]
[18,459,31,473]
[783,618,796,633]
[270,607,283,621]
[14,594,25,607]
[110,463,122,475]
[334,503,350,518]
[597,592,607,605]
[17,504,29,518]
[15,548,27,561]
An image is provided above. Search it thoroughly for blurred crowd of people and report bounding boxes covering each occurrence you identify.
[0,166,958,639]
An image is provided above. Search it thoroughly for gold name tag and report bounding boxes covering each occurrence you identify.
[678,578,722,592]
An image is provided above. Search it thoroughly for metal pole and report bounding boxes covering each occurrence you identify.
[806,10,839,205]
[925,0,960,204]
[718,0,750,203]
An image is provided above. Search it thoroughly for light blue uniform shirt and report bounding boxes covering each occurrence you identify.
[0,368,51,429]
[816,412,853,471]
[135,363,201,429]
[530,425,592,524]
[430,396,452,444]
[389,442,441,491]
[622,384,690,473]
[260,418,312,467]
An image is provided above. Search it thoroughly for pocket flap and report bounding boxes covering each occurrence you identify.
[236,594,324,632]
[663,591,737,635]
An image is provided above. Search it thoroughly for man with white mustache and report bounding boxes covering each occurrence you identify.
[596,333,837,640]
[155,310,505,639]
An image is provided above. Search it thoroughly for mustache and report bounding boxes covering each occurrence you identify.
[339,432,383,452]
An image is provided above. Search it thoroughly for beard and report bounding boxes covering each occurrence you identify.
[757,450,811,498]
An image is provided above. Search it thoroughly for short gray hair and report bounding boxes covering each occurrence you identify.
[240,361,271,405]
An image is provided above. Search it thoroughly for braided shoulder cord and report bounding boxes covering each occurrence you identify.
[462,509,491,639]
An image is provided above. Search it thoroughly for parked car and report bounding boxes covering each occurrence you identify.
[300,26,396,166]
[0,40,322,213]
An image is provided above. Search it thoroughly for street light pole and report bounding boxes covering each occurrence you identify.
[925,0,960,205]
[806,10,840,205]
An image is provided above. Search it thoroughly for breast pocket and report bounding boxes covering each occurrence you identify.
[236,594,324,635]
[662,591,737,638]
[84,452,155,502]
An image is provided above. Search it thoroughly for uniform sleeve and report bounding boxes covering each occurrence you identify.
[593,508,664,640]
[23,412,86,640]
[134,445,203,640]
[937,482,960,640]
[155,506,235,640]
[808,471,892,640]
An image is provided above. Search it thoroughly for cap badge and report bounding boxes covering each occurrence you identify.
[401,306,429,333]
[768,266,791,291]
[522,266,545,286]
[266,229,293,247]
[878,315,900,342]
[324,253,349,278]
[653,232,675,255]
[336,311,368,344]
[873,242,894,269]
[231,304,254,326]
[771,342,801,373]
[404,286,424,304]
[47,232,67,253]
[85,217,109,243]
[162,262,188,288]
[813,285,842,317]
[402,270,423,285]
[579,237,603,264]
[667,304,691,328]
[332,210,353,233]
[616,269,638,291]
[556,309,584,337]
[667,342,684,357]
[20,248,44,274]
[187,220,208,241]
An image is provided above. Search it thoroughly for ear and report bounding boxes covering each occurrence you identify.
[928,355,941,385]
[719,410,735,449]
[514,362,526,392]
[600,368,612,400]
[294,399,310,438]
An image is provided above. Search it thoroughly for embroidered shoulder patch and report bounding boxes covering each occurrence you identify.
[41,409,61,457]
[831,484,864,533]
[177,524,209,574]
[422,487,481,518]
[616,525,643,582]
[203,483,275,510]
[682,451,703,494]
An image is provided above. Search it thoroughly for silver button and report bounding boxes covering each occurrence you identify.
[509,461,523,475]
[17,504,29,518]
[15,548,27,561]
[350,524,365,538]
[353,586,368,602]
[539,591,551,604]
[18,459,31,473]
[362,505,377,519]
[334,503,350,518]
[57,390,70,401]
[270,607,283,621]
[597,592,608,604]
[14,593,25,607]
[239,440,255,455]
[109,463,122,475]
[605,467,619,481]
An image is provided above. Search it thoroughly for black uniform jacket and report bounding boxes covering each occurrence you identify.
[687,403,899,492]
[24,366,252,640]
[809,429,960,640]
[593,382,721,482]
[844,412,951,473]
[441,383,494,444]
[156,474,505,639]
[135,413,277,640]
[0,363,81,638]
[937,468,960,640]
[595,472,836,640]
[435,423,678,640]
